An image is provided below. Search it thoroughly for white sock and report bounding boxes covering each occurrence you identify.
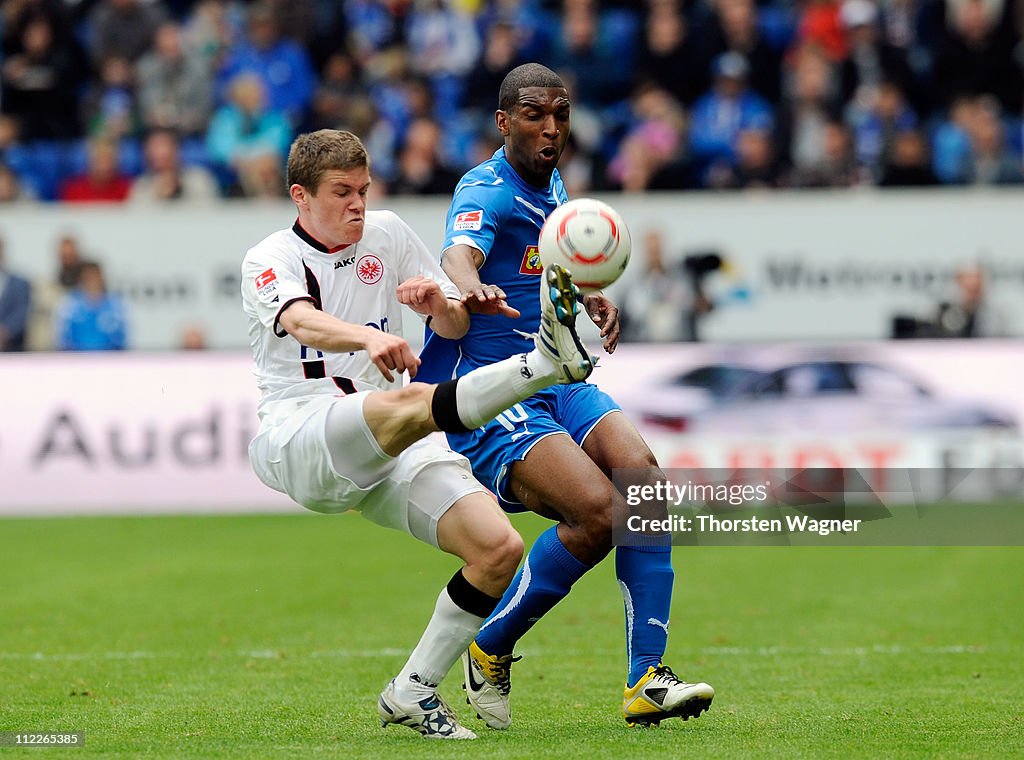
[392,588,485,703]
[454,350,558,430]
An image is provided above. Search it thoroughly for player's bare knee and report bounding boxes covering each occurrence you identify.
[470,528,523,586]
[577,508,613,552]
[559,485,614,561]
[622,448,661,473]
[493,529,525,583]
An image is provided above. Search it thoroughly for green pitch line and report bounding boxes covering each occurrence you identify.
[1,512,1021,759]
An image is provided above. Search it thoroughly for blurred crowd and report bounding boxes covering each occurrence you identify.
[0,226,215,350]
[0,0,1021,203]
[0,233,128,350]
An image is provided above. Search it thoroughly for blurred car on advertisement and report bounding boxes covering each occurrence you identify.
[619,360,1018,434]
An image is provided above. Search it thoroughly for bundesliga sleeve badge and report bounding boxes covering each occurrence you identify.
[453,210,483,231]
[255,268,278,298]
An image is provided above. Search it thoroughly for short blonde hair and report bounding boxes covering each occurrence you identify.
[286,130,369,193]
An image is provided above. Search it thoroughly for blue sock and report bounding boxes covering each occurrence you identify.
[616,542,674,687]
[476,526,590,655]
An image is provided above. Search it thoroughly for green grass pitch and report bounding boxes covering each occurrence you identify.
[2,512,1022,758]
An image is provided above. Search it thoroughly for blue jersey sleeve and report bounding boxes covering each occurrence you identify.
[442,176,515,263]
[417,173,514,385]
[419,159,569,383]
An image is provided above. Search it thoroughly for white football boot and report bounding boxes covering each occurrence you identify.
[377,679,477,739]
[461,640,519,730]
[621,664,715,726]
[535,263,595,383]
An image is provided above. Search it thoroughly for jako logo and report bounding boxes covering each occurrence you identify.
[334,256,356,270]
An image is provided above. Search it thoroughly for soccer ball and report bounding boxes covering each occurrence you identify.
[538,198,632,291]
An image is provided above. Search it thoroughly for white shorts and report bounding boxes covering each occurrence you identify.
[249,391,485,547]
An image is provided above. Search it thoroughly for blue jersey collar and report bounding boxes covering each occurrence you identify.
[494,146,560,198]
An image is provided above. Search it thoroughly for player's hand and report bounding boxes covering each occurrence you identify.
[461,284,520,318]
[583,292,620,353]
[397,276,448,318]
[362,329,420,382]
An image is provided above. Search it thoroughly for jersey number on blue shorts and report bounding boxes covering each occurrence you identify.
[494,404,529,431]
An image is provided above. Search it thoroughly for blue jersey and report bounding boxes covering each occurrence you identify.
[417,147,568,383]
[416,147,621,511]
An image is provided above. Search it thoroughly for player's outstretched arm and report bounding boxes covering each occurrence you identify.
[278,299,420,382]
[442,244,520,318]
[582,292,621,353]
[397,275,470,339]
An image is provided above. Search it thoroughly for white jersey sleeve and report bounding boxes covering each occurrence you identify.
[241,238,314,337]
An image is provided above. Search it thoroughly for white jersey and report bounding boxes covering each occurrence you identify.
[241,210,459,415]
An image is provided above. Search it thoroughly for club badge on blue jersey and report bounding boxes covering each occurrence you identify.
[519,245,543,276]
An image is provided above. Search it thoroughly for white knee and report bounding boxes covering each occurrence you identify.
[468,528,524,587]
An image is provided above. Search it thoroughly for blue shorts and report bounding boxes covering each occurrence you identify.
[446,382,621,513]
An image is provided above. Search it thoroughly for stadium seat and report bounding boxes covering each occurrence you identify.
[4,144,44,199]
[28,141,68,201]
[66,140,90,177]
[118,139,144,177]
[180,138,214,170]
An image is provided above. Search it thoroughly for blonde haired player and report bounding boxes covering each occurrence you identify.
[241,129,593,739]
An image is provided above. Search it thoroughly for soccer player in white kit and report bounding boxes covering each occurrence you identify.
[241,129,594,740]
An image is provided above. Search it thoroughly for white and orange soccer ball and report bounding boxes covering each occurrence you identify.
[537,198,632,291]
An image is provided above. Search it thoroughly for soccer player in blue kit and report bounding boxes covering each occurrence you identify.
[417,63,715,728]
